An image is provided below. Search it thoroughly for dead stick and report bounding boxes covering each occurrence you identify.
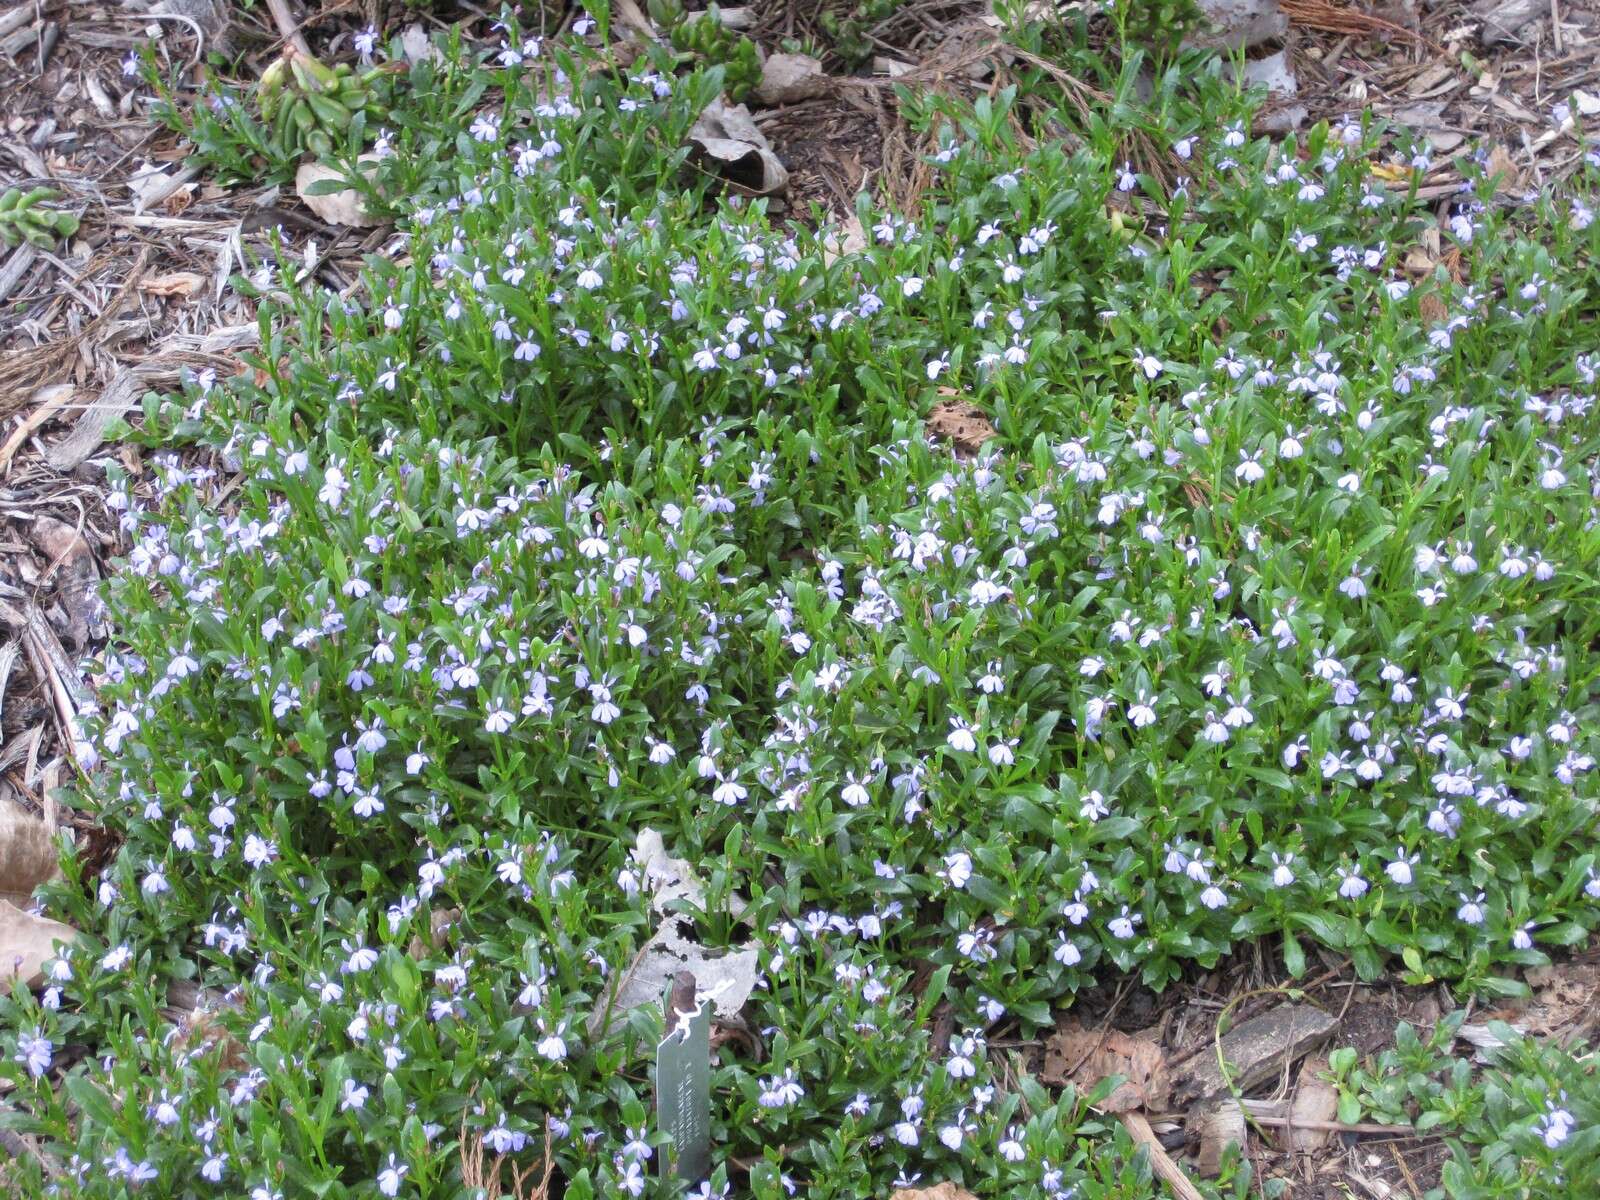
[263,0,311,56]
[0,384,73,475]
[1149,1113,1417,1137]
[1120,1112,1205,1200]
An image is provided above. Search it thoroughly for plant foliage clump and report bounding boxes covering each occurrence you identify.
[2,6,1599,1199]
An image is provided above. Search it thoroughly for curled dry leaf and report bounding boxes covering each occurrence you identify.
[295,158,384,228]
[0,801,62,904]
[688,96,788,195]
[1042,1018,1171,1112]
[0,898,76,988]
[821,214,867,267]
[754,53,830,106]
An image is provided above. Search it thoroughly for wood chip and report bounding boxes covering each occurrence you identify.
[1121,1112,1206,1200]
[1195,1097,1247,1176]
[138,271,207,298]
[1174,1004,1338,1102]
[1288,1055,1340,1151]
[0,384,73,473]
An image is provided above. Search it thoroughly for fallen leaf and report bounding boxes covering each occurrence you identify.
[295,159,383,228]
[688,96,788,195]
[0,899,76,988]
[162,186,195,215]
[1472,0,1542,45]
[889,1185,978,1200]
[821,214,867,266]
[1455,1020,1526,1062]
[1418,291,1449,327]
[1042,1018,1170,1112]
[1484,143,1523,193]
[634,828,747,922]
[926,397,997,460]
[127,160,199,215]
[1241,51,1306,133]
[175,1001,248,1071]
[588,829,758,1037]
[0,800,61,904]
[407,905,461,959]
[399,23,443,65]
[139,271,206,299]
[30,515,101,652]
[1187,0,1288,51]
[754,53,830,106]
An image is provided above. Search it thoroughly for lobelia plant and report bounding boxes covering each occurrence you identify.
[0,4,1597,1199]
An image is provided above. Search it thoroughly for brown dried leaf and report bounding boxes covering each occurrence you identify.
[407,905,461,959]
[1042,1018,1170,1112]
[821,214,867,267]
[0,802,61,898]
[0,898,76,988]
[889,1185,978,1200]
[176,1004,248,1071]
[1484,143,1523,193]
[926,397,997,460]
[139,272,207,299]
[1418,291,1449,327]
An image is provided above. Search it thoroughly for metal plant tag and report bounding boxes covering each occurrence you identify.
[656,973,711,1183]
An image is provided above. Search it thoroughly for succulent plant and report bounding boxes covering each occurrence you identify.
[257,46,386,160]
[0,186,79,249]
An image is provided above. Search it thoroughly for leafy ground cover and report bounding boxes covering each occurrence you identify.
[2,3,1599,1197]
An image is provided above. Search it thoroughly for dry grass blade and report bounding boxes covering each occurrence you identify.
[1279,0,1437,48]
[460,1113,556,1200]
